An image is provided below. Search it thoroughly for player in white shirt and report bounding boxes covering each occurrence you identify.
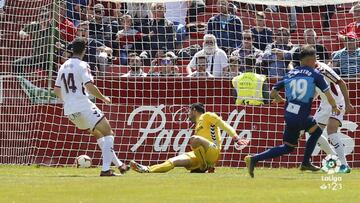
[54,38,129,176]
[314,62,354,173]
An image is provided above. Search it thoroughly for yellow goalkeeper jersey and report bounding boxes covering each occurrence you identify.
[194,112,238,149]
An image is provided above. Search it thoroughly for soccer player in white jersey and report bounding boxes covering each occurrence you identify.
[314,62,355,173]
[54,38,129,176]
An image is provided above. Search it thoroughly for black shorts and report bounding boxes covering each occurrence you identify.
[283,116,317,146]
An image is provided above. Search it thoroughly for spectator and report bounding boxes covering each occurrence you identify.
[187,0,206,23]
[63,21,112,75]
[0,0,5,17]
[251,12,273,51]
[303,29,329,63]
[13,8,60,74]
[186,34,228,77]
[122,53,147,77]
[332,36,360,77]
[231,30,263,72]
[207,0,243,53]
[262,27,294,77]
[227,2,237,15]
[148,51,180,76]
[223,56,241,78]
[0,0,6,39]
[145,3,176,58]
[89,3,112,47]
[165,1,190,47]
[67,0,91,26]
[58,1,77,43]
[338,4,360,41]
[232,55,270,105]
[126,2,151,33]
[116,15,143,65]
[187,55,214,77]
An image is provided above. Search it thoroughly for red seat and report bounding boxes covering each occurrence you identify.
[323,37,342,53]
[197,13,214,23]
[265,12,289,29]
[237,10,255,30]
[296,13,323,32]
[182,39,204,48]
[177,60,190,66]
[205,5,217,14]
[330,13,354,34]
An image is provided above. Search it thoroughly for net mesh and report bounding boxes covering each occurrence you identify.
[0,0,359,168]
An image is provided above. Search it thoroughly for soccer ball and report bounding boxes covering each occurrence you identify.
[75,155,92,168]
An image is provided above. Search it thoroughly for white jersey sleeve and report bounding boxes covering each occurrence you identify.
[316,62,345,107]
[317,62,341,84]
[81,63,94,85]
[55,73,62,88]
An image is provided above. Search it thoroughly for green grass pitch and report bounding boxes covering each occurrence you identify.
[0,165,359,203]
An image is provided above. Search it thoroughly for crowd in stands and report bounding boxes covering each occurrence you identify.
[2,0,360,83]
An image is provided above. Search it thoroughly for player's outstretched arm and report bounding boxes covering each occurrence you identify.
[270,89,285,104]
[338,79,355,114]
[213,115,248,147]
[324,90,340,115]
[85,82,111,104]
[54,87,63,101]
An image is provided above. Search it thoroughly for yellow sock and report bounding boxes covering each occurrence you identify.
[149,160,174,173]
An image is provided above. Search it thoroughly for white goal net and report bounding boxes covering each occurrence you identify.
[0,0,359,168]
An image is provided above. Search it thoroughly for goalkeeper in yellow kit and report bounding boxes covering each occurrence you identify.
[130,103,245,173]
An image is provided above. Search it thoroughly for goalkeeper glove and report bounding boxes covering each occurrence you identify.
[233,135,249,150]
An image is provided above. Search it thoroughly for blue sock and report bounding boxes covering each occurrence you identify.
[302,127,322,165]
[253,144,294,162]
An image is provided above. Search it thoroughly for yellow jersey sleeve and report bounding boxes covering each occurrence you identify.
[203,112,238,138]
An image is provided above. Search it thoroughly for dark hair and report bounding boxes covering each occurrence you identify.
[196,55,207,64]
[277,27,290,36]
[190,103,205,113]
[299,45,316,60]
[72,37,86,55]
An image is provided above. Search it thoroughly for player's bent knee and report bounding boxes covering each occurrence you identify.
[283,144,295,153]
[189,136,201,148]
[94,117,114,136]
[327,118,340,134]
[310,126,322,138]
[308,124,321,134]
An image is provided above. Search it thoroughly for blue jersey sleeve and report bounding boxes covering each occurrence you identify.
[314,71,330,93]
[272,79,285,91]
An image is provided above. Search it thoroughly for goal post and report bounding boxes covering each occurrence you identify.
[0,0,359,168]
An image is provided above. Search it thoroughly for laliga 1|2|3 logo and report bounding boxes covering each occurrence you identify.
[320,154,343,191]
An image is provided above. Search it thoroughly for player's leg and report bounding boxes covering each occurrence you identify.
[130,154,194,173]
[314,107,337,155]
[327,117,350,173]
[92,129,129,174]
[245,126,297,178]
[92,116,129,175]
[301,117,322,171]
[189,135,219,171]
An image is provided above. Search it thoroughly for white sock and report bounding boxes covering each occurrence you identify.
[101,136,114,171]
[329,133,347,166]
[97,136,123,167]
[317,135,336,155]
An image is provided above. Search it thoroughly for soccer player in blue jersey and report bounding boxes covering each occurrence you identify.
[244,45,340,178]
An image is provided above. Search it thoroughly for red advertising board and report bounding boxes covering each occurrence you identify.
[0,76,359,168]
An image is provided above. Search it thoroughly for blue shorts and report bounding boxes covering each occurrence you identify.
[283,116,317,146]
